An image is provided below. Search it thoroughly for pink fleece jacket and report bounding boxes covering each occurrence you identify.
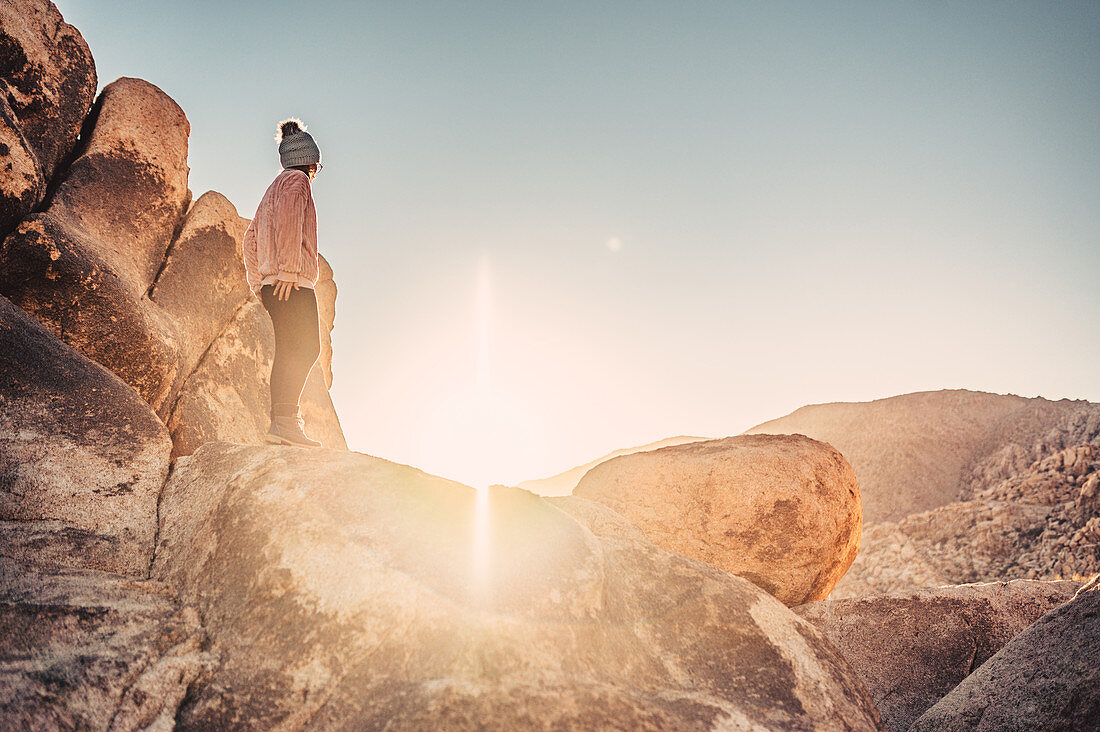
[242,168,319,294]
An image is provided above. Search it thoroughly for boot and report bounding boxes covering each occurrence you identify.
[266,402,322,448]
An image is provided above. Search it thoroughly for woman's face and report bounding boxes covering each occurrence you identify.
[307,163,322,180]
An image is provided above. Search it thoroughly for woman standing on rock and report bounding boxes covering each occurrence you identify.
[242,119,324,448]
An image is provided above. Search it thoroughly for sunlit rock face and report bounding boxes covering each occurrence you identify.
[0,557,209,730]
[0,0,97,238]
[573,434,862,606]
[166,283,347,458]
[910,576,1100,731]
[0,295,170,576]
[795,579,1081,732]
[154,442,882,731]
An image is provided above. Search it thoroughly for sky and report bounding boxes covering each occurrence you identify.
[56,1,1100,488]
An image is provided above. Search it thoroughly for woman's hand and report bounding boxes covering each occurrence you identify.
[274,279,298,301]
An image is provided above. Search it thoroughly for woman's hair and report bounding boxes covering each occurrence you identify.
[275,117,306,142]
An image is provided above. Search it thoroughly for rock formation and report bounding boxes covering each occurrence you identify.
[795,579,1080,731]
[573,434,863,606]
[0,69,345,454]
[153,442,882,731]
[0,557,209,731]
[910,576,1100,731]
[833,442,1100,598]
[0,295,170,576]
[0,0,97,237]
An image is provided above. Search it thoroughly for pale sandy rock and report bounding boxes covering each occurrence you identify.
[0,295,170,576]
[153,442,881,731]
[0,557,210,731]
[795,579,1081,731]
[166,292,346,458]
[573,434,863,606]
[0,0,96,235]
[910,575,1100,731]
[150,190,252,410]
[745,389,1100,523]
[315,253,337,388]
[48,76,190,286]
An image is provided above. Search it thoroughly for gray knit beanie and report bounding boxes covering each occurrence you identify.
[277,118,321,168]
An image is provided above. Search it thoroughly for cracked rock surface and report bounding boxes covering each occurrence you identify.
[0,557,210,731]
[794,579,1080,731]
[0,294,170,577]
[910,576,1100,731]
[0,0,97,237]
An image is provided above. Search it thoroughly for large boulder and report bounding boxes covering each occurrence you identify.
[0,557,209,730]
[152,442,881,730]
[0,0,97,237]
[0,295,170,576]
[573,434,863,606]
[910,575,1100,731]
[794,579,1081,731]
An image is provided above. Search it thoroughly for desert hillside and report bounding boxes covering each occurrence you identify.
[2,3,1097,731]
[745,389,1100,597]
[745,389,1100,523]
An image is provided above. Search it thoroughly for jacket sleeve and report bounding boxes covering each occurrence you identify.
[273,173,309,279]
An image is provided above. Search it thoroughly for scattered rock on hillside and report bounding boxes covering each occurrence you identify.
[0,0,97,236]
[153,442,881,731]
[573,434,863,606]
[0,557,210,730]
[910,575,1100,731]
[795,579,1080,731]
[833,444,1100,598]
[745,389,1100,524]
[0,295,170,576]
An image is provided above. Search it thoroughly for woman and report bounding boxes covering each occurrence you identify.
[242,118,324,448]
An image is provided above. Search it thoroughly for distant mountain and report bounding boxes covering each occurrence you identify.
[743,389,1100,524]
[517,436,709,496]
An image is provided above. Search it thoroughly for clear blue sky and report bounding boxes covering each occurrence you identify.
[57,1,1100,486]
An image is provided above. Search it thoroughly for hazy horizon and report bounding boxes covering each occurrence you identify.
[56,1,1100,487]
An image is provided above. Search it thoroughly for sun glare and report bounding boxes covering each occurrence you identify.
[415,256,552,585]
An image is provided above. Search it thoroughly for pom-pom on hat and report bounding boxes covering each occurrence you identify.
[277,118,322,169]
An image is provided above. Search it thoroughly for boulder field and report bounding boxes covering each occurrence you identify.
[574,434,863,606]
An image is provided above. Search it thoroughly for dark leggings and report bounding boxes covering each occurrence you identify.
[260,284,320,415]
